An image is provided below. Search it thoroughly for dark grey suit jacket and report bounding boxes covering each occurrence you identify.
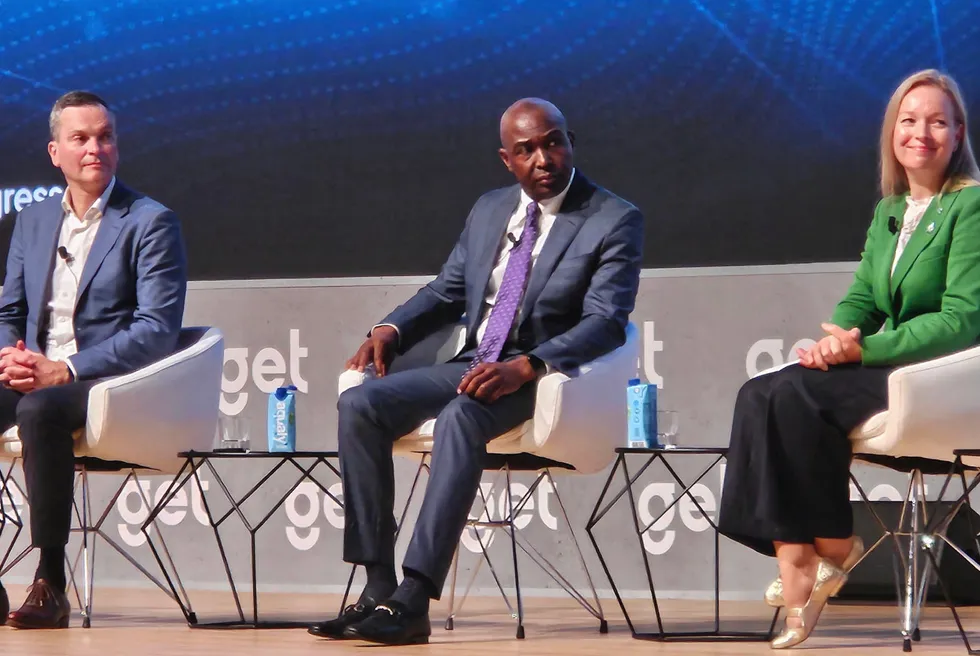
[382,173,643,372]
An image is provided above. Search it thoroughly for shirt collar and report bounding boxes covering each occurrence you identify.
[518,168,576,218]
[61,176,116,222]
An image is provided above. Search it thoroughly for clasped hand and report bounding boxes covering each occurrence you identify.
[796,323,862,371]
[0,340,71,392]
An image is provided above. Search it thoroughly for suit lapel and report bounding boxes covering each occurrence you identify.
[29,202,66,338]
[890,192,954,296]
[872,196,901,313]
[517,174,593,328]
[467,187,520,337]
[76,184,131,303]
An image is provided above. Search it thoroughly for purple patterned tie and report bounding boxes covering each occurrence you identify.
[468,202,540,371]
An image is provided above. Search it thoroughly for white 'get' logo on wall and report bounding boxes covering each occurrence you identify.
[221,329,309,415]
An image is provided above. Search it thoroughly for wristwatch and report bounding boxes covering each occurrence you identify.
[526,354,547,375]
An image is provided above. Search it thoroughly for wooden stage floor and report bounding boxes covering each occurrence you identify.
[1,584,979,654]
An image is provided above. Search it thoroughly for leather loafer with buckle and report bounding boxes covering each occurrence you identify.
[7,579,70,629]
[308,597,378,639]
[343,600,431,645]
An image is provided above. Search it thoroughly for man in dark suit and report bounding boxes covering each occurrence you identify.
[0,91,187,628]
[309,98,643,646]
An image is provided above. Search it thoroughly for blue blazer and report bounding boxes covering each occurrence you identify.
[383,173,644,372]
[0,181,188,380]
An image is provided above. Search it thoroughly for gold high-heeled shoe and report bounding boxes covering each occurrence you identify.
[770,558,846,650]
[764,537,864,607]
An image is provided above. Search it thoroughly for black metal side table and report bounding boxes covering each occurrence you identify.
[142,450,342,629]
[586,446,779,642]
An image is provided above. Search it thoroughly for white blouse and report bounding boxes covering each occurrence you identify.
[891,195,935,277]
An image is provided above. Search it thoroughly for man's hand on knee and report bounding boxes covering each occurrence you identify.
[457,357,537,403]
[346,326,399,377]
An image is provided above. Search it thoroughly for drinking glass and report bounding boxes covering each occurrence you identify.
[215,414,251,452]
[657,410,679,448]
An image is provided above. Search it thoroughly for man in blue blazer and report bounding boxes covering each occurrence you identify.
[310,98,643,645]
[0,91,187,628]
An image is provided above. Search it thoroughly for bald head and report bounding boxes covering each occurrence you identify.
[499,98,567,145]
[498,98,575,201]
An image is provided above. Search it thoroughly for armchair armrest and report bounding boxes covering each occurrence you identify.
[524,323,640,473]
[859,343,980,458]
[338,323,466,394]
[339,367,375,395]
[81,327,224,473]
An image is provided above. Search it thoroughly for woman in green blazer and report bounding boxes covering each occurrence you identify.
[718,69,980,649]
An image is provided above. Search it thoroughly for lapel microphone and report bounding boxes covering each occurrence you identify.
[507,233,519,245]
[57,246,80,286]
[888,216,898,235]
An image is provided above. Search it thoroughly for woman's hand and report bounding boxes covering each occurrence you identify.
[797,323,862,370]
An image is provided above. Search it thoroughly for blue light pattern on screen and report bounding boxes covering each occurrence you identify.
[1,0,979,276]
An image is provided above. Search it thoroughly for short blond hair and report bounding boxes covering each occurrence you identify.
[879,69,980,197]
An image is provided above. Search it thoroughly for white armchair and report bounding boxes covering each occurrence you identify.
[849,344,980,463]
[337,322,640,638]
[0,326,224,627]
[0,326,223,471]
[339,322,639,474]
[845,344,980,652]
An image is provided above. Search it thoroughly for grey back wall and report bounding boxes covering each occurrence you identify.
[0,265,936,602]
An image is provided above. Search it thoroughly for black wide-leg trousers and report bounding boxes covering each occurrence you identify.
[718,363,892,556]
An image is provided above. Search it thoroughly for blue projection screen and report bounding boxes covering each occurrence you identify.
[2,0,979,279]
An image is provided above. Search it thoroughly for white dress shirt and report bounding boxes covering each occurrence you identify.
[891,194,935,277]
[45,177,116,377]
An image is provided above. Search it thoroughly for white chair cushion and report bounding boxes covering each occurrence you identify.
[0,425,21,457]
[0,425,84,458]
[393,418,529,456]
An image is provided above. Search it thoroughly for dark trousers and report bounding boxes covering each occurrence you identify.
[338,362,536,597]
[0,381,96,548]
[718,363,893,557]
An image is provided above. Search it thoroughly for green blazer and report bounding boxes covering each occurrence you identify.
[830,186,980,366]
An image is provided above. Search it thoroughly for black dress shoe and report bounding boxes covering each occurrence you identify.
[344,600,431,645]
[308,597,377,639]
[0,583,8,626]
